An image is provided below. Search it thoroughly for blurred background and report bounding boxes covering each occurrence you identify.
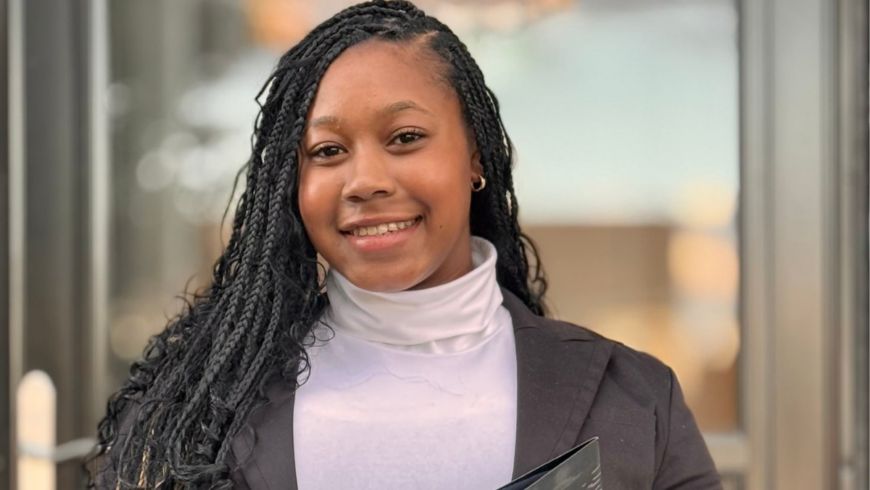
[0,0,867,489]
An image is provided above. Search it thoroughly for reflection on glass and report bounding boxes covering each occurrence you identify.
[108,0,739,433]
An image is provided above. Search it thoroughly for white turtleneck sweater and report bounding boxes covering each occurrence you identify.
[293,236,518,490]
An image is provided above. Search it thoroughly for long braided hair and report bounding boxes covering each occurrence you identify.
[88,1,548,488]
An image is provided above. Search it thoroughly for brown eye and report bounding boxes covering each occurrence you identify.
[312,144,345,159]
[392,129,426,146]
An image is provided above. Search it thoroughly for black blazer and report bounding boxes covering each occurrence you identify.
[227,288,722,490]
[99,288,722,489]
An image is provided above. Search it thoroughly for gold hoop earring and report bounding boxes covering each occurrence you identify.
[472,175,486,192]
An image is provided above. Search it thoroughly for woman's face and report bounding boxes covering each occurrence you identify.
[298,40,483,292]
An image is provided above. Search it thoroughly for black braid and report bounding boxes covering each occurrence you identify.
[87,1,548,489]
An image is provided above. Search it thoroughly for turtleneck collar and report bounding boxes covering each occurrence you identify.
[321,236,505,354]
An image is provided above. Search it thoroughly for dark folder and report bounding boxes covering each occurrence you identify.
[496,438,603,490]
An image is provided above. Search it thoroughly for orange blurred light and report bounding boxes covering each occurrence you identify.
[668,231,739,298]
[245,0,313,50]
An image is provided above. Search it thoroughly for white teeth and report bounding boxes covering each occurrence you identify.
[349,218,417,237]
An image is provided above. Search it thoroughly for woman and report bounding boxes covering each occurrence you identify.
[90,1,721,489]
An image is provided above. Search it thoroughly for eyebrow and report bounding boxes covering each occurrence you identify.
[306,100,432,131]
[377,100,433,118]
[307,115,340,130]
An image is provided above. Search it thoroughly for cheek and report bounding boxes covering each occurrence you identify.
[405,156,471,228]
[297,169,336,236]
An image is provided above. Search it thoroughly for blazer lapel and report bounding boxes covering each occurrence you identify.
[230,383,298,490]
[500,288,614,479]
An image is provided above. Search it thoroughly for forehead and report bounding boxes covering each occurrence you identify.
[308,39,457,118]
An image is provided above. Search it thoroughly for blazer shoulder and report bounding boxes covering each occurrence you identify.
[536,316,674,404]
[610,340,674,397]
[529,315,606,342]
[546,321,721,489]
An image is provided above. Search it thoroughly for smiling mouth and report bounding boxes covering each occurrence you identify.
[343,217,422,237]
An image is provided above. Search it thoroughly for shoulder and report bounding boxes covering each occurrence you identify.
[531,316,675,439]
[535,315,674,397]
[503,286,665,390]
[533,317,721,489]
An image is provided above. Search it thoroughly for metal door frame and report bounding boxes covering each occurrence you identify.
[3,0,25,487]
[3,0,107,488]
[736,0,869,489]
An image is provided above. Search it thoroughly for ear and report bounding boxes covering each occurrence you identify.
[469,148,483,181]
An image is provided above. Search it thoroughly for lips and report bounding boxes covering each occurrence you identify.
[346,217,421,236]
[340,215,422,234]
[341,216,422,253]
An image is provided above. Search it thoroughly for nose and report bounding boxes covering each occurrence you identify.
[341,145,396,203]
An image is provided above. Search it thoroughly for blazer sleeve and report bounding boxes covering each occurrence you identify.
[653,368,723,490]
